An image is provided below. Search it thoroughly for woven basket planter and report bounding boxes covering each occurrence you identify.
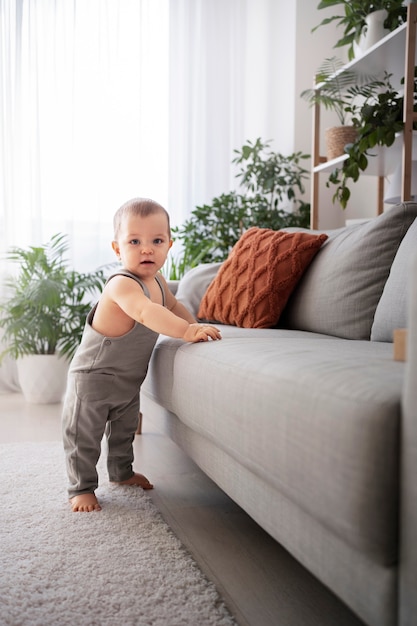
[325,126,358,161]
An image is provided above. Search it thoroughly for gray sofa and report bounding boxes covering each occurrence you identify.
[141,202,417,626]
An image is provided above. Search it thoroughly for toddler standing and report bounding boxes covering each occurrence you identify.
[62,198,221,512]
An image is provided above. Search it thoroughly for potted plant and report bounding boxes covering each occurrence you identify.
[169,138,310,275]
[301,57,390,160]
[301,57,360,159]
[312,0,407,61]
[326,70,417,208]
[0,233,106,403]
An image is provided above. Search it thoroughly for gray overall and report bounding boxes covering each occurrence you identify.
[62,270,165,498]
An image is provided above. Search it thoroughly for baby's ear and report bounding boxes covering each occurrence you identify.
[169,240,173,249]
[111,240,120,257]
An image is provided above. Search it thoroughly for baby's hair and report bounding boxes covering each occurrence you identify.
[113,198,171,240]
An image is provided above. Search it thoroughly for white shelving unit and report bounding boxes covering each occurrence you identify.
[310,3,417,229]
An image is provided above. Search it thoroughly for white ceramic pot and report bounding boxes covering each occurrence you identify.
[17,354,69,404]
[354,10,389,58]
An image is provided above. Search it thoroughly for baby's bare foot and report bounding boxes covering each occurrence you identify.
[70,493,102,512]
[113,472,154,490]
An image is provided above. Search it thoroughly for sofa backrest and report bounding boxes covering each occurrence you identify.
[175,203,417,341]
[282,202,417,340]
[370,216,417,342]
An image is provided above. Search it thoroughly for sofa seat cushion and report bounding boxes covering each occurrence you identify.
[142,326,335,414]
[145,333,401,565]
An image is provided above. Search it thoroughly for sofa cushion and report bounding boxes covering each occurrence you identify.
[282,202,417,340]
[197,228,328,328]
[371,217,417,341]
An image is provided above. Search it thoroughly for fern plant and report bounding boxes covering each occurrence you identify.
[301,57,358,126]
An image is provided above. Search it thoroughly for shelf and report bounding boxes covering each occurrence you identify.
[314,23,410,93]
[314,155,347,174]
[338,23,409,86]
[313,134,403,176]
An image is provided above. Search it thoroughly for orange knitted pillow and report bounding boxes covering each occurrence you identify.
[198,227,328,328]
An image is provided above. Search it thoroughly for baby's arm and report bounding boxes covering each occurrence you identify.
[140,302,221,342]
[109,277,221,342]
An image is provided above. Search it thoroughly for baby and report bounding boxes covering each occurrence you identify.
[62,198,221,512]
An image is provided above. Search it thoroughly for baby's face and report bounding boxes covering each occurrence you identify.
[112,212,172,278]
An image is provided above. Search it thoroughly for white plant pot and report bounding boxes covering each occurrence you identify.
[354,10,389,58]
[17,354,70,404]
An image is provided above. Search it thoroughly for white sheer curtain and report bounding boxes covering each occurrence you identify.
[168,0,246,219]
[0,0,169,276]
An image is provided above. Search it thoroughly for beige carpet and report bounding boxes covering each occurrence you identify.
[0,441,237,626]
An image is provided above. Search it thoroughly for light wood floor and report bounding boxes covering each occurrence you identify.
[0,392,365,626]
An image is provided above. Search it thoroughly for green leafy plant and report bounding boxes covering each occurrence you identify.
[0,233,107,361]
[170,139,310,275]
[327,70,417,208]
[312,0,407,61]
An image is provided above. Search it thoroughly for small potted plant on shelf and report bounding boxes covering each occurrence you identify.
[301,57,391,160]
[312,0,407,61]
[326,70,417,208]
[301,57,359,160]
[169,138,310,276]
[0,233,107,403]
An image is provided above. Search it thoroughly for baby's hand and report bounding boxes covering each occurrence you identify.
[183,323,222,343]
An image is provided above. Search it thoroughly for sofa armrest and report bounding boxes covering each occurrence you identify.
[399,250,417,625]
